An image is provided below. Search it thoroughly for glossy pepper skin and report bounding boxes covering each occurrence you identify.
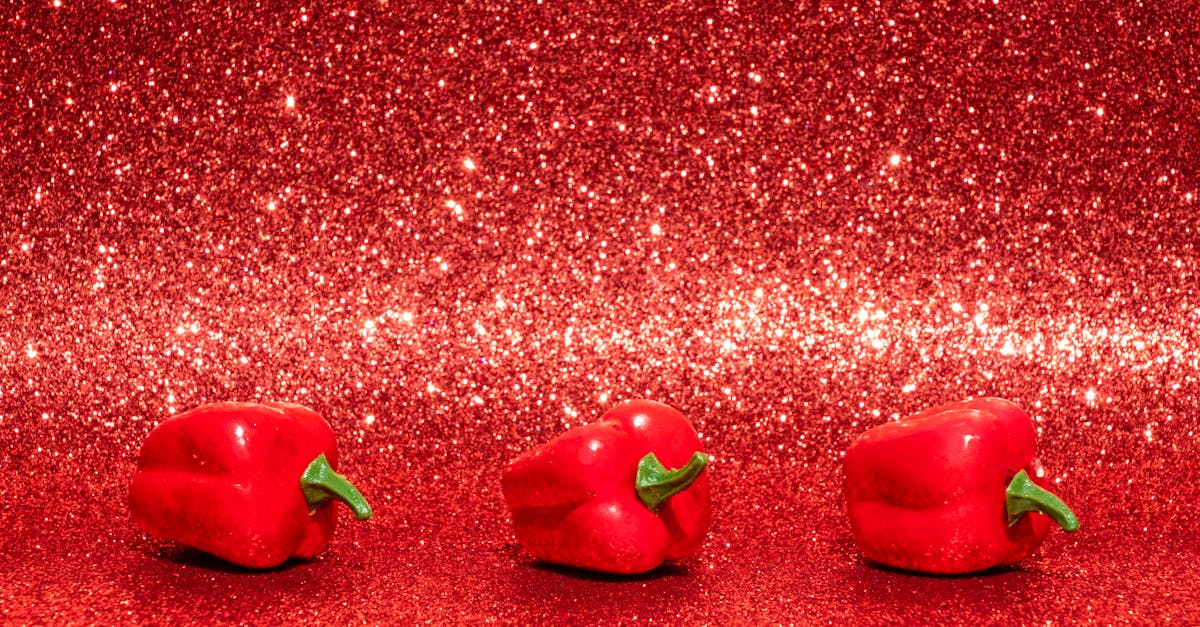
[843,397,1079,574]
[129,402,372,569]
[501,399,712,574]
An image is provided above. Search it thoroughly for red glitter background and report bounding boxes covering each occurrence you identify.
[3,1,1199,623]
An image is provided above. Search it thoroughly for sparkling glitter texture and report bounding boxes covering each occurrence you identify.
[3,1,1199,623]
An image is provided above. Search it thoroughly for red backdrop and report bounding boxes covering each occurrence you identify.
[3,1,1197,622]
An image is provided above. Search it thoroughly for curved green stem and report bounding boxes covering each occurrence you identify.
[636,451,710,513]
[1006,469,1079,531]
[300,454,373,520]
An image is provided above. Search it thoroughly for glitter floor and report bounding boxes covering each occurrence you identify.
[3,1,1199,623]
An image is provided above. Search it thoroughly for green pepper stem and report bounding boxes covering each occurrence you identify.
[1006,469,1079,531]
[300,454,373,520]
[636,451,710,513]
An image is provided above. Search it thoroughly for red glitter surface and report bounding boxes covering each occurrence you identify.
[3,1,1199,623]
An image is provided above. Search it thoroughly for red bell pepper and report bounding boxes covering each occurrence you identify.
[128,402,373,569]
[843,397,1079,574]
[501,399,712,574]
